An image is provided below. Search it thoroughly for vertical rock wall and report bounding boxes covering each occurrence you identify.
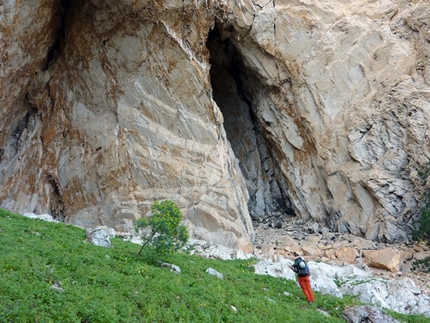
[207,27,294,221]
[0,0,255,250]
[1,0,429,247]
[222,0,430,242]
[0,0,64,217]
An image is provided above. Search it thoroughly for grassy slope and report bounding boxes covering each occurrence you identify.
[0,209,428,323]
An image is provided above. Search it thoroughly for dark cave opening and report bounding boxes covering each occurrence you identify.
[206,25,294,224]
[44,0,72,71]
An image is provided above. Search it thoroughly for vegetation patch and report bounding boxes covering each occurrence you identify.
[412,163,430,273]
[411,257,430,273]
[1,208,429,322]
[133,200,189,263]
[340,276,386,287]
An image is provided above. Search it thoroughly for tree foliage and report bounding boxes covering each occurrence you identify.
[411,164,430,273]
[412,165,430,246]
[134,200,189,263]
[412,208,430,246]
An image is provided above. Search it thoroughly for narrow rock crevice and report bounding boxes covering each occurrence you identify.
[44,172,65,221]
[206,25,294,224]
[44,0,72,71]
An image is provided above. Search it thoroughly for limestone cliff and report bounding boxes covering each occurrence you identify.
[1,0,429,249]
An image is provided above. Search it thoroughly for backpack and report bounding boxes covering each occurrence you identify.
[294,258,310,277]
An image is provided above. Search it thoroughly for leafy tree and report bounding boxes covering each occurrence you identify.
[134,200,189,263]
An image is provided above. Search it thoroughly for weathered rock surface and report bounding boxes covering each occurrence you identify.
[362,248,401,272]
[253,218,430,297]
[343,305,402,323]
[1,0,430,249]
[86,226,114,248]
[1,0,255,249]
[189,237,430,317]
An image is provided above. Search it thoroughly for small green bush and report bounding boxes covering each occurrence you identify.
[411,163,430,272]
[412,164,430,245]
[412,208,430,246]
[134,200,189,263]
[411,257,430,273]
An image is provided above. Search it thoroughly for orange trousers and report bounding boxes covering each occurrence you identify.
[298,276,315,302]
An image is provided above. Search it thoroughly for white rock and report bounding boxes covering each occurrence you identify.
[206,268,224,279]
[86,227,112,248]
[23,213,57,222]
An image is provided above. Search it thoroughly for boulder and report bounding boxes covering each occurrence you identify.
[260,243,277,256]
[335,247,359,264]
[275,235,297,248]
[200,244,237,260]
[253,255,430,318]
[254,258,296,281]
[350,237,377,250]
[302,244,323,258]
[205,268,224,279]
[161,262,181,274]
[342,305,401,323]
[400,249,414,261]
[362,249,401,272]
[23,213,57,223]
[324,249,337,260]
[86,227,113,248]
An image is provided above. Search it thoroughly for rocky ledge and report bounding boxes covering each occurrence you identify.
[253,215,430,297]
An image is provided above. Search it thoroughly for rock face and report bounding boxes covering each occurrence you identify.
[1,0,255,249]
[1,0,430,248]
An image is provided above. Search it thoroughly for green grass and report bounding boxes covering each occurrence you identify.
[1,209,429,323]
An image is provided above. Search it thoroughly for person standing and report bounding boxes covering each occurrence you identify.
[289,256,315,304]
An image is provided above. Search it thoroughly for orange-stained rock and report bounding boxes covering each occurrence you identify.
[335,246,359,264]
[236,238,255,254]
[362,249,401,272]
[324,248,337,260]
[1,0,430,250]
[302,244,323,257]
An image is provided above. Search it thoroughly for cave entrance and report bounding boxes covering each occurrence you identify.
[206,25,294,225]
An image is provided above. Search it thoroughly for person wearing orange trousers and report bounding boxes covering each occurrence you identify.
[289,257,315,304]
[298,275,315,304]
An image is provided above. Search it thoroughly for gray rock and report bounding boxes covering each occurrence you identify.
[254,257,430,318]
[206,268,224,279]
[23,213,57,222]
[342,305,401,323]
[86,227,112,248]
[161,262,181,274]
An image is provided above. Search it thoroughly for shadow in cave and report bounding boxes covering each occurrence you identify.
[206,25,295,225]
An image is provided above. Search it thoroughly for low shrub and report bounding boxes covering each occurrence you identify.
[133,200,189,263]
[411,164,430,272]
